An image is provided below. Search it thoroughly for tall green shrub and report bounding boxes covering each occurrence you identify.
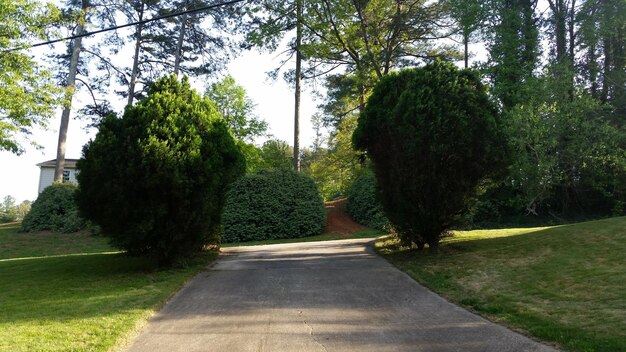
[21,183,86,233]
[353,61,507,248]
[346,170,389,231]
[76,75,245,265]
[222,169,326,243]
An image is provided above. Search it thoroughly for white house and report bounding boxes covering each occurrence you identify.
[37,159,79,194]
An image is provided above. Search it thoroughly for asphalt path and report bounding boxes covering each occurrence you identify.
[126,239,557,352]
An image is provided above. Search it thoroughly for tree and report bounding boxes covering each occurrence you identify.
[259,139,293,170]
[204,75,267,142]
[446,0,485,68]
[306,116,362,199]
[485,0,539,110]
[16,200,32,221]
[241,0,456,168]
[577,0,625,112]
[353,62,507,248]
[0,196,17,223]
[76,75,245,265]
[0,0,60,154]
[54,0,89,182]
[120,0,239,106]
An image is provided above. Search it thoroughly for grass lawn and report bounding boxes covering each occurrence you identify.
[376,216,626,352]
[0,223,217,352]
[222,228,383,247]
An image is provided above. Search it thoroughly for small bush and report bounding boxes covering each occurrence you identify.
[21,183,86,233]
[222,169,326,243]
[346,170,389,231]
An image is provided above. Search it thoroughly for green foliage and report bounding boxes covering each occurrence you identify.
[485,0,539,109]
[353,61,507,248]
[0,0,61,154]
[0,195,17,223]
[204,75,268,142]
[0,224,218,351]
[346,170,389,231]
[222,169,326,243]
[306,116,362,199]
[20,183,86,233]
[258,139,293,170]
[76,75,245,265]
[504,86,626,218]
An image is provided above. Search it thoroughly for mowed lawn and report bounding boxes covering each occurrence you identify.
[0,223,217,352]
[376,216,626,352]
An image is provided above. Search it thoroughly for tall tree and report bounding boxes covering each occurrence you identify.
[120,0,238,106]
[447,0,485,68]
[293,0,302,171]
[0,0,60,154]
[54,0,90,182]
[204,75,267,142]
[486,0,539,110]
[167,0,238,77]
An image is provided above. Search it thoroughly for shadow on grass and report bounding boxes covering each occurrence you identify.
[0,251,215,325]
[376,216,626,352]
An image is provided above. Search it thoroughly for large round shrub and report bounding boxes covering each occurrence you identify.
[222,169,326,243]
[76,75,245,265]
[353,61,507,248]
[21,183,86,233]
[346,170,389,231]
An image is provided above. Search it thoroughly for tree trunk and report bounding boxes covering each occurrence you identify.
[173,1,189,75]
[293,0,302,172]
[568,0,576,63]
[128,2,145,106]
[54,1,88,182]
[601,36,611,102]
[464,31,469,68]
[589,42,598,97]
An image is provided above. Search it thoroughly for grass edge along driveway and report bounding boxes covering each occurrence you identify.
[375,216,626,352]
[0,223,217,352]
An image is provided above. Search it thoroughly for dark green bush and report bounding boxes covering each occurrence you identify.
[353,61,507,248]
[21,183,86,233]
[76,75,245,265]
[222,169,326,243]
[346,170,389,231]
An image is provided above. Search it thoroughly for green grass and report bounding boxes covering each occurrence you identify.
[222,228,383,247]
[376,216,626,352]
[0,223,217,352]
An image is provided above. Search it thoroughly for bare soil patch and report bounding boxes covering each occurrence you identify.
[324,198,367,235]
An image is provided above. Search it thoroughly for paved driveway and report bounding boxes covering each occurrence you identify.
[126,239,557,352]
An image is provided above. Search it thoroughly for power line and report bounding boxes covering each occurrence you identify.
[3,0,246,53]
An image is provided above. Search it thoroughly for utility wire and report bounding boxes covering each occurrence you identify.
[3,0,246,53]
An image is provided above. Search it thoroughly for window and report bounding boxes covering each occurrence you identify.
[63,170,70,182]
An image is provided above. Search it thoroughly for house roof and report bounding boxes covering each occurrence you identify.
[37,159,79,169]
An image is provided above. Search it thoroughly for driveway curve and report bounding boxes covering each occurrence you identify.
[126,239,557,352]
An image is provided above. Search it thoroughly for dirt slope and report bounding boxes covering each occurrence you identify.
[324,198,367,235]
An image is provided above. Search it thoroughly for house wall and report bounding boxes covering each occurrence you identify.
[38,167,79,194]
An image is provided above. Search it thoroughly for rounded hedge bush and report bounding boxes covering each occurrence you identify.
[222,169,326,243]
[76,75,245,265]
[353,61,507,248]
[21,183,86,233]
[346,170,389,231]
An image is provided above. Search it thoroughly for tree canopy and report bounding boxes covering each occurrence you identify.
[0,0,60,154]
